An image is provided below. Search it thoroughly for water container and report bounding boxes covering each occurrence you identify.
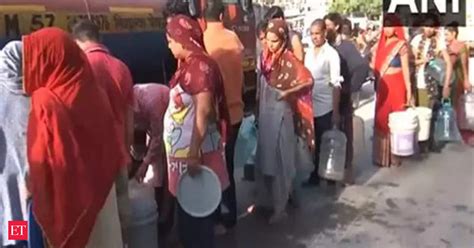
[458,90,474,131]
[128,180,159,248]
[318,126,347,181]
[434,100,462,142]
[414,107,433,141]
[234,114,258,169]
[389,110,418,156]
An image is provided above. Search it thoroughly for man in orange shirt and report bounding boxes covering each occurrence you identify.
[203,0,244,232]
[73,20,134,246]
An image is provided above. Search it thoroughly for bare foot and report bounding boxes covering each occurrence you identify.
[214,224,227,236]
[268,211,288,225]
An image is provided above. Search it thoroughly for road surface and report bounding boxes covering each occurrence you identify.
[217,89,474,248]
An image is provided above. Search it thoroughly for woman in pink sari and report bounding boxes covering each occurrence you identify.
[445,25,473,145]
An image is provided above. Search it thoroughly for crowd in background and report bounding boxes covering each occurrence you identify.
[0,0,472,248]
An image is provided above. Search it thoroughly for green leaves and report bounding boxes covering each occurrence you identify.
[329,0,382,18]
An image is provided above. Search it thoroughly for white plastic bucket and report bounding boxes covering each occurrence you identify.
[414,107,432,141]
[128,181,159,248]
[389,111,418,156]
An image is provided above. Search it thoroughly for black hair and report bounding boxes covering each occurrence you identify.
[256,20,268,36]
[204,0,225,22]
[264,6,285,21]
[446,22,459,37]
[72,19,100,42]
[424,12,441,27]
[324,12,344,33]
[164,0,192,18]
[310,18,326,30]
[341,18,352,36]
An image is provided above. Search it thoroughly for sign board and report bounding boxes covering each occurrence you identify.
[0,11,166,38]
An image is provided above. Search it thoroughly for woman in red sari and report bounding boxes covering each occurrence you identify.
[371,15,412,167]
[23,28,127,247]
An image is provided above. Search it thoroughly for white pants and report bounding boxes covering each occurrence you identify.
[86,184,123,248]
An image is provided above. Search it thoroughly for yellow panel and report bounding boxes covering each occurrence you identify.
[0,12,166,38]
[0,5,45,12]
[109,7,154,14]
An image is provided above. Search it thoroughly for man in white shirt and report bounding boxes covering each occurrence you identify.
[303,19,343,187]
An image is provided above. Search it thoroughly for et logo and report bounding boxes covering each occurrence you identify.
[8,221,28,241]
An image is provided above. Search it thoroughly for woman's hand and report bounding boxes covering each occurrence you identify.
[134,162,149,183]
[277,90,290,101]
[405,91,414,107]
[464,79,472,92]
[332,111,341,127]
[186,157,202,177]
[442,85,451,99]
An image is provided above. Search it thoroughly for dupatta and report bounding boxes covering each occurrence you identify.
[23,28,127,248]
[262,19,315,150]
[166,15,230,142]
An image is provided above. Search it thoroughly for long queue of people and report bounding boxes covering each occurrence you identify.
[1,1,472,248]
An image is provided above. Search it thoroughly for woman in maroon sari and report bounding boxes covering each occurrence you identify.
[371,15,412,167]
[257,19,314,224]
[164,15,230,247]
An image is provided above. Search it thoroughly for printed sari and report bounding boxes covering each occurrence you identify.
[256,19,314,218]
[372,17,408,167]
[164,15,230,196]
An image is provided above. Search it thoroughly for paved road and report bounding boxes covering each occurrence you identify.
[217,94,474,248]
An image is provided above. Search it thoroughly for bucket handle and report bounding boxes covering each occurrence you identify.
[442,98,452,107]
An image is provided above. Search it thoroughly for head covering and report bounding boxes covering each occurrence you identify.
[373,14,407,78]
[0,41,23,94]
[23,28,127,248]
[166,15,230,141]
[166,15,206,54]
[262,19,315,150]
[263,19,290,69]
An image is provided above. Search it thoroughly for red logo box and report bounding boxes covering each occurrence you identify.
[8,221,28,241]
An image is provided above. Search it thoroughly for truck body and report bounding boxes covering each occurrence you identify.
[0,0,257,91]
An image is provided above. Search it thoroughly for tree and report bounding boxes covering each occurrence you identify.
[329,0,382,19]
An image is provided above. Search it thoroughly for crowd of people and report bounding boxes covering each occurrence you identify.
[1,1,472,248]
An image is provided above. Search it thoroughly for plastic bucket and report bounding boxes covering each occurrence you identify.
[128,181,159,248]
[414,107,432,141]
[389,111,418,156]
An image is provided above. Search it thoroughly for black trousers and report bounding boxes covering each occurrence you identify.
[177,204,215,248]
[309,111,334,182]
[221,122,241,228]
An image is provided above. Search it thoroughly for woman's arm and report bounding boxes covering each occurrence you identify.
[400,44,413,105]
[460,44,471,91]
[291,35,305,62]
[278,79,313,100]
[187,92,213,175]
[441,49,453,99]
